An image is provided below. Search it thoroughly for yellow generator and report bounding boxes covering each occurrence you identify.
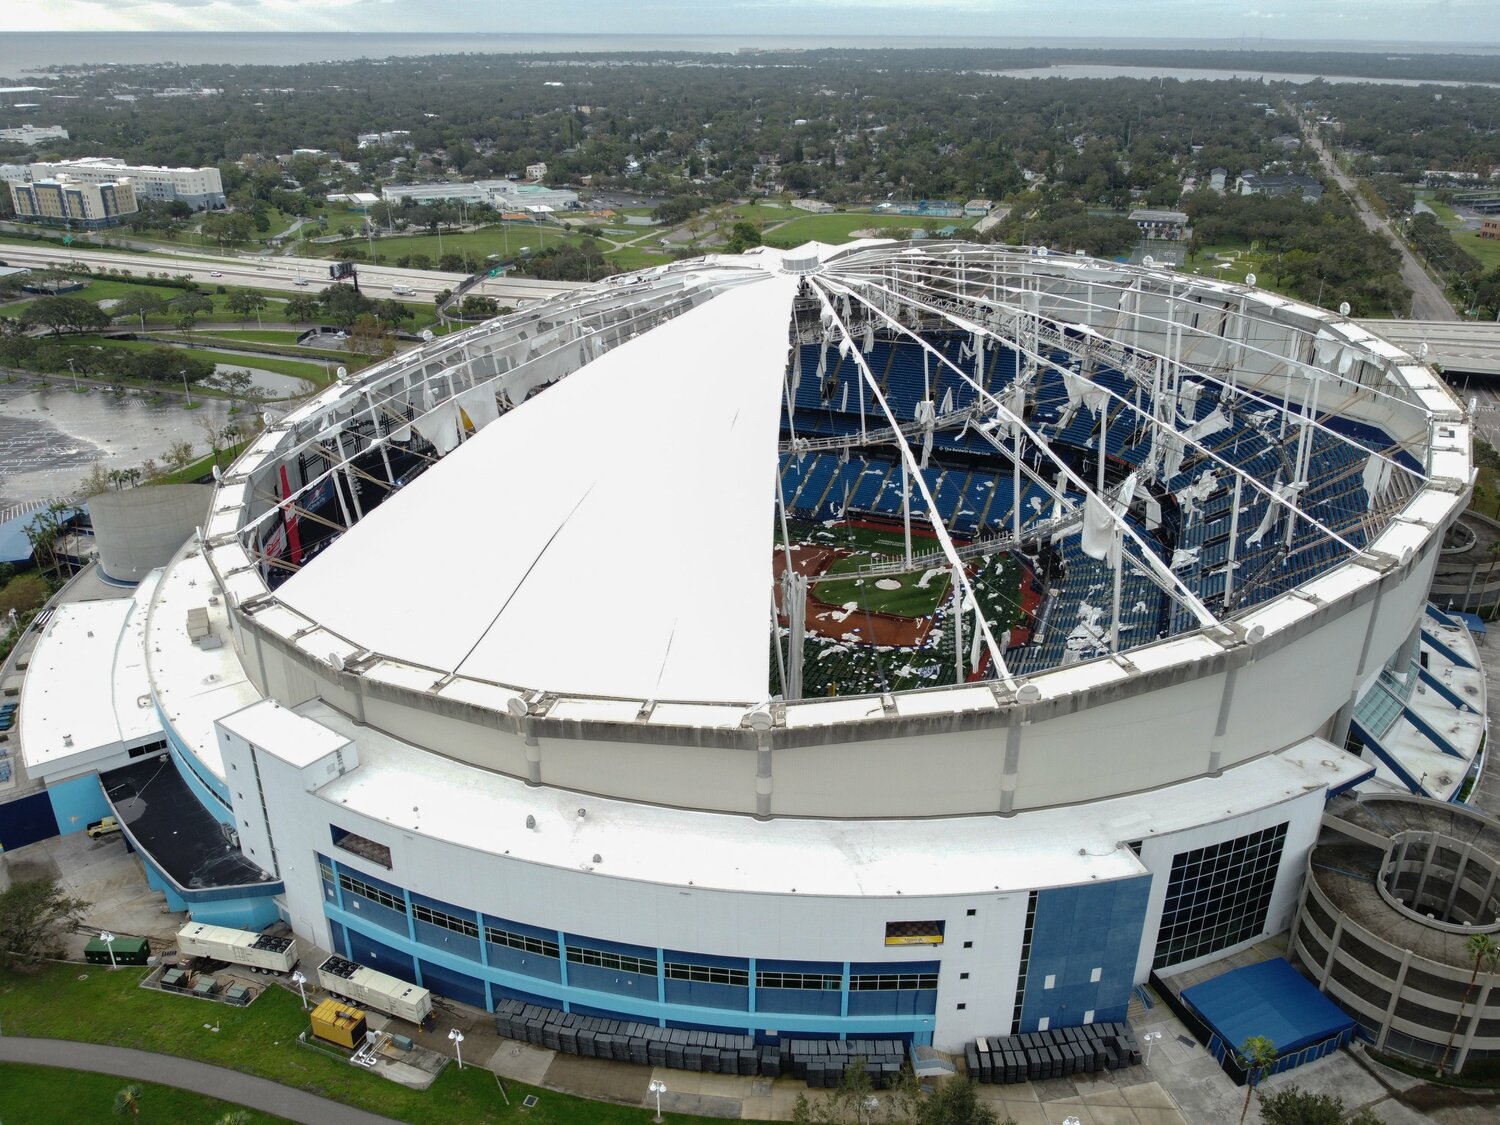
[309,997,368,1050]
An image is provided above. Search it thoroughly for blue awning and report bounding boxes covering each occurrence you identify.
[1182,958,1355,1058]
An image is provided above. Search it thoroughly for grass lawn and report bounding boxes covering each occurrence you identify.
[153,441,251,485]
[0,1062,290,1124]
[67,336,329,384]
[761,212,977,247]
[312,223,583,265]
[0,964,717,1125]
[812,554,952,617]
[1416,190,1500,272]
[604,244,677,272]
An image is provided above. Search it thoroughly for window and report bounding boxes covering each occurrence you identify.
[960,972,970,980]
[966,908,977,917]
[1153,822,1288,969]
[957,1003,967,1010]
[567,946,657,976]
[885,919,945,946]
[317,856,335,886]
[962,941,973,949]
[756,971,841,991]
[330,825,393,869]
[1011,890,1038,1035]
[413,902,478,939]
[665,963,749,987]
[337,872,403,913]
[848,972,939,991]
[486,926,559,959]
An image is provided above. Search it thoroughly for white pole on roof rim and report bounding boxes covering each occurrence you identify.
[953,566,964,685]
[1110,529,1124,654]
[901,457,913,568]
[1224,474,1243,611]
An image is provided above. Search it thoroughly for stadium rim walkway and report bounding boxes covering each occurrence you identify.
[0,1037,405,1125]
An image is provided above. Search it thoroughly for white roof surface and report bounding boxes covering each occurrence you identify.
[19,580,161,776]
[302,695,1367,897]
[279,275,799,703]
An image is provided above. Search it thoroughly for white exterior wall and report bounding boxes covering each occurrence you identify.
[1131,786,1328,983]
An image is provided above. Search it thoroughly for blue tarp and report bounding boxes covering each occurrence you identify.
[1182,958,1356,1059]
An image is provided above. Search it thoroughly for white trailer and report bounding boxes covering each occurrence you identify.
[317,954,433,1026]
[176,923,298,974]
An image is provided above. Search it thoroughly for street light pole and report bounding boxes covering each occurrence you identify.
[648,1078,667,1123]
[67,358,78,391]
[291,969,309,1010]
[180,370,192,408]
[100,930,117,969]
[1143,1029,1163,1065]
[448,1028,465,1069]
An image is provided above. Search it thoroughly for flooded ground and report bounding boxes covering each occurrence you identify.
[0,377,232,509]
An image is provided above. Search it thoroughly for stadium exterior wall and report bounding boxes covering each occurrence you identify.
[224,532,1438,820]
[216,704,1341,1049]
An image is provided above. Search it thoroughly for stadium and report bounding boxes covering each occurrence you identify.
[10,240,1490,1063]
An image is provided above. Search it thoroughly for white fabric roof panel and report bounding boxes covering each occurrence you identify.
[278,276,798,703]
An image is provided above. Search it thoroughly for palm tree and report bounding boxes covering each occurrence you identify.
[1438,932,1499,1076]
[1237,1035,1277,1124]
[112,1083,143,1121]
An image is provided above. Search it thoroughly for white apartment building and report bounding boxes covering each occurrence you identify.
[23,157,224,210]
[0,124,69,143]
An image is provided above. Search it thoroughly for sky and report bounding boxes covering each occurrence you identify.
[6,0,1498,45]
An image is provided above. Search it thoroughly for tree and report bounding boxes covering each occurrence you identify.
[726,220,763,254]
[165,439,197,471]
[225,291,268,321]
[0,574,50,617]
[1438,932,1499,1075]
[19,296,110,337]
[0,878,88,968]
[112,1083,143,1122]
[283,295,321,322]
[113,290,164,329]
[1257,1086,1383,1125]
[1238,1036,1279,1125]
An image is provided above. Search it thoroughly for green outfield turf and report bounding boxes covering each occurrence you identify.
[811,554,952,617]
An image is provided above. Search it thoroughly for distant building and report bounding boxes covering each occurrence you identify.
[1237,172,1323,202]
[0,124,69,144]
[790,198,834,213]
[525,162,548,182]
[1209,167,1228,194]
[19,157,224,210]
[382,179,579,212]
[9,174,138,228]
[326,192,380,211]
[357,130,412,149]
[1128,208,1190,241]
[964,199,993,217]
[1480,218,1500,241]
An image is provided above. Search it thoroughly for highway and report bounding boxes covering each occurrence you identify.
[0,241,585,305]
[1358,318,1500,377]
[1301,117,1458,323]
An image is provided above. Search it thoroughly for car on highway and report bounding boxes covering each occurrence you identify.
[294,277,309,286]
[210,271,223,278]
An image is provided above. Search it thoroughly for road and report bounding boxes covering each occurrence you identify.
[0,241,585,306]
[0,1037,407,1125]
[1300,118,1457,322]
[1356,318,1500,377]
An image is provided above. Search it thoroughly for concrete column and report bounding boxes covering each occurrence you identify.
[1443,843,1474,923]
[999,711,1023,816]
[755,734,773,820]
[523,721,541,787]
[1319,917,1345,990]
[1414,835,1439,911]
[1375,949,1413,1052]
[1454,977,1496,1076]
[1393,622,1422,680]
[1207,662,1239,776]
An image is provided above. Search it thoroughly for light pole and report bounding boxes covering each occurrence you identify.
[648,1078,667,1123]
[100,930,117,969]
[180,370,192,407]
[291,969,309,1010]
[448,1027,465,1069]
[67,357,78,391]
[1064,1118,1081,1125]
[1143,1029,1162,1065]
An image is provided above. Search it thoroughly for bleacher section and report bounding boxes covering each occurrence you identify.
[779,331,1396,691]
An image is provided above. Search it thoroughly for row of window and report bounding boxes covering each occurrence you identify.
[665,963,749,987]
[566,946,659,976]
[415,902,479,939]
[849,973,939,992]
[487,927,561,959]
[339,871,403,913]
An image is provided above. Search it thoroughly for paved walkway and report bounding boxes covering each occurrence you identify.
[0,1037,404,1125]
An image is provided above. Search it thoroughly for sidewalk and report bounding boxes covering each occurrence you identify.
[0,1037,405,1125]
